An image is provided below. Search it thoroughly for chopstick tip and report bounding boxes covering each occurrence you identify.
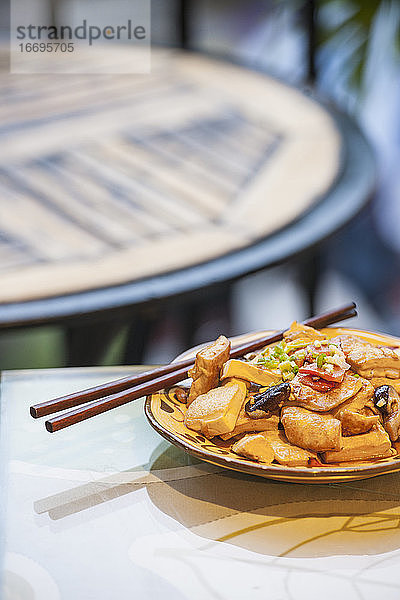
[45,420,54,433]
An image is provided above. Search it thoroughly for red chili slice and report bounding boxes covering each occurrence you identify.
[296,373,337,392]
[298,363,345,383]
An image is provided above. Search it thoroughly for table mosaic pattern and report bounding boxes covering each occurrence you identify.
[0,48,341,302]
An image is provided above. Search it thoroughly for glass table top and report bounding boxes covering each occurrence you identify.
[2,367,400,599]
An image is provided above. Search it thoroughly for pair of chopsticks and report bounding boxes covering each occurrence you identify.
[30,302,357,432]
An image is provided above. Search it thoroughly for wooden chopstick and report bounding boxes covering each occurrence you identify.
[31,302,356,420]
[36,303,357,432]
[30,358,196,418]
[229,302,357,358]
[45,365,191,432]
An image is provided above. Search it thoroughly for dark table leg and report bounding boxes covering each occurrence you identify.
[177,0,190,49]
[303,0,317,84]
[181,284,233,349]
[64,319,125,367]
[122,310,156,365]
[122,285,233,365]
[295,249,322,317]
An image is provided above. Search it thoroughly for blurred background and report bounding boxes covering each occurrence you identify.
[0,0,399,369]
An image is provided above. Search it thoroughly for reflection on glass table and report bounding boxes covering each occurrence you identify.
[2,367,400,600]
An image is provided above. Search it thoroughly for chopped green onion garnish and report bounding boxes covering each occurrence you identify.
[293,349,306,361]
[266,360,280,369]
[257,354,280,369]
[279,360,292,372]
[273,345,285,357]
[278,354,289,364]
[285,340,308,353]
[282,371,295,381]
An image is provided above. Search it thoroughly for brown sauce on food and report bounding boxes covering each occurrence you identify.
[179,326,400,469]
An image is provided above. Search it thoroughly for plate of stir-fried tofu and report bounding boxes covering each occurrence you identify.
[145,323,400,482]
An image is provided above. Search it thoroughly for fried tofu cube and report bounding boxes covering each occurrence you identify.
[184,381,247,438]
[283,322,325,344]
[219,410,279,440]
[220,359,280,387]
[262,430,318,466]
[339,410,380,436]
[287,372,362,412]
[281,406,342,452]
[232,433,274,464]
[187,335,231,404]
[338,336,400,379]
[322,425,393,463]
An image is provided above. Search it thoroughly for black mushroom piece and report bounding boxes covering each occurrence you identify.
[373,385,400,442]
[245,382,291,416]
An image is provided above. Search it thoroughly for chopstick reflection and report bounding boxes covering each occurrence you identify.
[32,445,400,559]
